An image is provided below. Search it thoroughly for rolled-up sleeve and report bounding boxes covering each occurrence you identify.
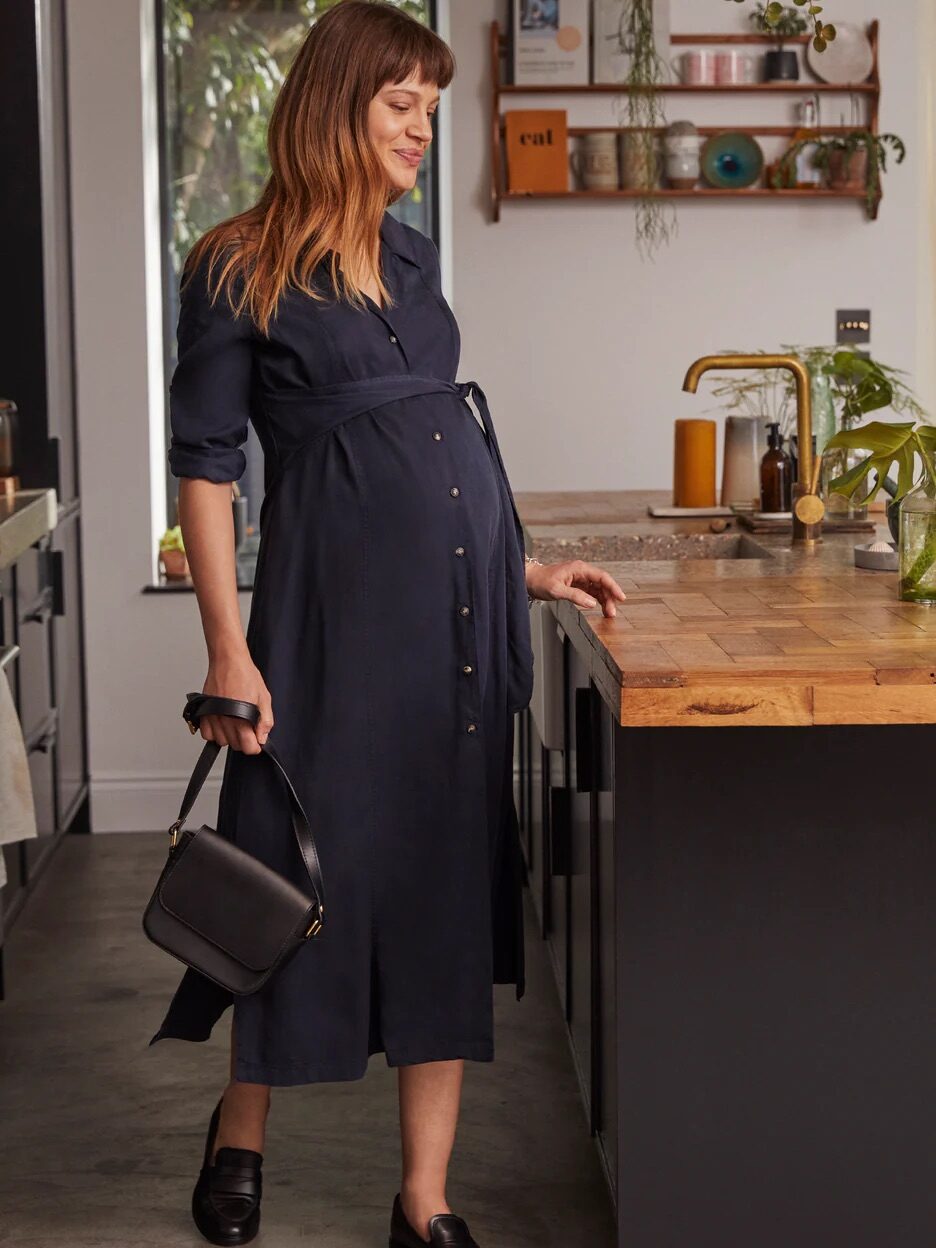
[167,254,253,483]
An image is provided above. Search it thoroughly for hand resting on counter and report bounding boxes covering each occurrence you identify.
[525,558,627,618]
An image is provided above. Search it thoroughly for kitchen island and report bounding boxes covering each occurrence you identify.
[514,489,936,1248]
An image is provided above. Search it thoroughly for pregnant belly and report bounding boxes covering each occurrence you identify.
[356,395,504,567]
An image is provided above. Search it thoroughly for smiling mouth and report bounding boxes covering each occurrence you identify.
[394,150,424,165]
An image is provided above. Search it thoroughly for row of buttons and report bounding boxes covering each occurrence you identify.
[444,450,478,735]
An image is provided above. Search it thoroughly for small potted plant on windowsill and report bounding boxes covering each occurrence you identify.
[159,524,190,582]
[750,3,809,80]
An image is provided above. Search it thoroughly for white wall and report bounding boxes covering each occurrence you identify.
[68,0,249,832]
[66,0,933,830]
[449,0,933,491]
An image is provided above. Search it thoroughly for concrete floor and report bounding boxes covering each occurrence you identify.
[0,834,615,1247]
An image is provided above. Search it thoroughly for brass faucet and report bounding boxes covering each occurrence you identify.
[681,354,824,546]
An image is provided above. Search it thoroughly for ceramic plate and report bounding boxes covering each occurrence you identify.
[700,132,764,190]
[806,22,874,85]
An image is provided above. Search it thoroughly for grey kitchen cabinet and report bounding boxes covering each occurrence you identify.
[0,0,90,999]
[0,502,89,999]
[50,511,88,829]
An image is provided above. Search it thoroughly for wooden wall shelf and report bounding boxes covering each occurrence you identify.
[499,81,878,95]
[502,187,866,201]
[670,32,812,45]
[490,20,881,222]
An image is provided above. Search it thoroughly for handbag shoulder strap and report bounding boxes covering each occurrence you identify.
[170,692,324,913]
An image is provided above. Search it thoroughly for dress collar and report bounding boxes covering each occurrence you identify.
[379,210,423,268]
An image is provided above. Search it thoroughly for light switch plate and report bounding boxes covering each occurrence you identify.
[837,309,871,344]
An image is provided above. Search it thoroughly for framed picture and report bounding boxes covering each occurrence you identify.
[512,0,590,86]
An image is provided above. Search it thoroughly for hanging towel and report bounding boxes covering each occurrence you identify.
[0,670,38,888]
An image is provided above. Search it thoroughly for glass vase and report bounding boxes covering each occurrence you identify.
[898,488,936,604]
[821,412,869,522]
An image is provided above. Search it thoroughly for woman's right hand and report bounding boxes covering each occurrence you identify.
[200,654,274,755]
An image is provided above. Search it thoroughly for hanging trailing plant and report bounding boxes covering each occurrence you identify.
[616,0,675,257]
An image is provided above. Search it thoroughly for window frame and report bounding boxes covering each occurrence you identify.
[154,0,442,529]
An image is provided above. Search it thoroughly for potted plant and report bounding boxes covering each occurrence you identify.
[749,3,809,80]
[731,0,836,51]
[823,420,936,602]
[159,524,190,582]
[774,130,906,219]
[785,348,925,523]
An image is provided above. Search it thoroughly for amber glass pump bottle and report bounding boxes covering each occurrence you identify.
[760,422,793,513]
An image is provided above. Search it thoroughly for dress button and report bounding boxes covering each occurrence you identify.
[449,486,460,498]
[454,546,465,557]
[462,664,473,675]
[389,334,398,344]
[432,430,443,441]
[466,722,478,734]
[458,604,471,617]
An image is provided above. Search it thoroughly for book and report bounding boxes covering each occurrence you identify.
[505,110,570,192]
[512,0,590,86]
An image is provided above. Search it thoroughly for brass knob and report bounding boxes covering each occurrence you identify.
[795,493,825,526]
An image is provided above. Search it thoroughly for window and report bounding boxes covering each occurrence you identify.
[156,0,440,575]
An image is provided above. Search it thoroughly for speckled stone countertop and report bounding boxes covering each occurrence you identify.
[514,488,936,728]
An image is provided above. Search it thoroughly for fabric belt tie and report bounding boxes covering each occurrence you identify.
[260,374,524,549]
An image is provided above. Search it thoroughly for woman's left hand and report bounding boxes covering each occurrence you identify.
[525,558,627,618]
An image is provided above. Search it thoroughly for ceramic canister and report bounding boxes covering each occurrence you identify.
[674,50,717,85]
[721,415,766,508]
[665,151,700,188]
[715,50,759,84]
[619,132,661,190]
[570,131,619,189]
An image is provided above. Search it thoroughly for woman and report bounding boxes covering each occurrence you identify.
[149,3,626,1245]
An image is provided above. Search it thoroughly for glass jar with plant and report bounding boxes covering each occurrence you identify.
[774,131,906,219]
[802,349,924,523]
[822,420,936,603]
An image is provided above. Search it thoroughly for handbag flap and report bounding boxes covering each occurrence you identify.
[157,827,315,972]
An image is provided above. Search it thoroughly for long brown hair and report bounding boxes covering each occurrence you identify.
[183,1,455,335]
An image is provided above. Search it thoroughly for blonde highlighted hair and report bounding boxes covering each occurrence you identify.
[183,0,454,335]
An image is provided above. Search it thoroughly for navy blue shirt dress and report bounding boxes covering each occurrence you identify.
[148,210,535,1086]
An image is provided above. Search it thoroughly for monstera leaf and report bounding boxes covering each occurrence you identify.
[824,421,936,504]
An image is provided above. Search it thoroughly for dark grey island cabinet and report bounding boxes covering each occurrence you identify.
[515,591,936,1248]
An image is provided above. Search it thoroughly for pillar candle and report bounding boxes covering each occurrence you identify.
[673,418,717,507]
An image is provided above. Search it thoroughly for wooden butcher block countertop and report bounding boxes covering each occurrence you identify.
[515,489,936,728]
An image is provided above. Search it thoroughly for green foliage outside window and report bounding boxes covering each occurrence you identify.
[163,0,432,278]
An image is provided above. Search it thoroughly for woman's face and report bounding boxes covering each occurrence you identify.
[368,73,439,193]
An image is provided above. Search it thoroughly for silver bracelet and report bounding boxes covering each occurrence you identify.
[524,554,543,607]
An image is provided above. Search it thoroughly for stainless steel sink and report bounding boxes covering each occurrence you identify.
[529,532,773,563]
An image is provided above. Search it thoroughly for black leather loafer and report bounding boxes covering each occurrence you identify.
[191,1095,263,1246]
[389,1192,480,1247]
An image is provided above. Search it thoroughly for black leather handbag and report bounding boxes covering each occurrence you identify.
[142,692,325,995]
